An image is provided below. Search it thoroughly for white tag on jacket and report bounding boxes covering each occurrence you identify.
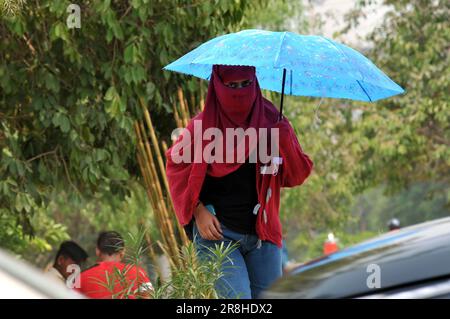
[260,157,283,175]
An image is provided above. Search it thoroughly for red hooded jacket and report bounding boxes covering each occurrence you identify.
[165,66,313,247]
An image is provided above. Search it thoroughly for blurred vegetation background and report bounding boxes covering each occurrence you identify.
[0,0,448,273]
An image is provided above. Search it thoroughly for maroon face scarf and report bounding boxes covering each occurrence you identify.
[213,65,257,124]
[199,65,279,177]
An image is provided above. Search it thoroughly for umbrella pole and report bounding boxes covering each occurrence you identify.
[279,68,287,122]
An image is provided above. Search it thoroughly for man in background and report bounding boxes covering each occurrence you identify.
[45,241,88,286]
[75,231,153,299]
[388,218,401,232]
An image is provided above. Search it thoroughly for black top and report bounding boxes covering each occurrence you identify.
[199,161,258,234]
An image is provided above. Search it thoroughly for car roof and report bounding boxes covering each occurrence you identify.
[264,217,450,298]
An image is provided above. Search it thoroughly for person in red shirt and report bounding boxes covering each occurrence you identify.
[75,231,153,299]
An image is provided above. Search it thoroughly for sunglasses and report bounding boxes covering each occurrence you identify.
[224,79,253,89]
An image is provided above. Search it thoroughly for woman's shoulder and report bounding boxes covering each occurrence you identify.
[261,98,296,131]
[183,111,204,130]
[262,97,281,123]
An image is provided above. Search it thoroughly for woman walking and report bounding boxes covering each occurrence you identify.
[166,65,313,299]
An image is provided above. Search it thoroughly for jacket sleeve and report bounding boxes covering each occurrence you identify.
[165,118,198,226]
[277,118,314,188]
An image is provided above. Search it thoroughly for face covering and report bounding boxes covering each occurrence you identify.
[213,65,257,124]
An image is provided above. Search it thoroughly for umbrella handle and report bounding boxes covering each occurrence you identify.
[279,68,287,122]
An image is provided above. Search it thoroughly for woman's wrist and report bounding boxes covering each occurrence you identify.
[194,200,203,217]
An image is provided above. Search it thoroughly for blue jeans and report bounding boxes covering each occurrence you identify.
[192,222,282,299]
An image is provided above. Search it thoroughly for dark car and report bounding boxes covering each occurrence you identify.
[263,217,450,299]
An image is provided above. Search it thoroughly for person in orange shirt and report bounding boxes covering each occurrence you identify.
[323,233,339,255]
[75,231,153,299]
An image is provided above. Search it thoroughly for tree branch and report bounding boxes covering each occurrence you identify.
[58,148,81,196]
[26,148,58,163]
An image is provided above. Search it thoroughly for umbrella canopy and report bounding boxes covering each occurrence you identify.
[164,29,405,103]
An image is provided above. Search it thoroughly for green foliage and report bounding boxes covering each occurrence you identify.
[0,0,25,16]
[47,180,156,267]
[0,201,70,258]
[281,0,449,263]
[152,241,238,299]
[242,0,305,32]
[350,0,449,192]
[352,182,450,233]
[0,0,270,248]
[3,180,155,268]
[280,97,358,232]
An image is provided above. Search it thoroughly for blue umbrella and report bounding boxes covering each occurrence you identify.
[164,29,405,119]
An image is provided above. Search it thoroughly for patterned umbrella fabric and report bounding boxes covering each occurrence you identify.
[164,29,405,102]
